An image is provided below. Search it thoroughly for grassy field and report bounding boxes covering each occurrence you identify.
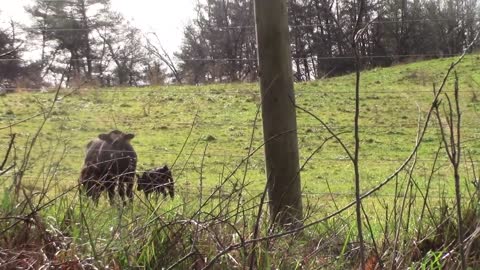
[2,55,479,197]
[1,54,480,268]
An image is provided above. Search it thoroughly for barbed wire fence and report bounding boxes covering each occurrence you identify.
[0,16,476,69]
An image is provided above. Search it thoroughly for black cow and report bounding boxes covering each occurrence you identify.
[79,130,137,205]
[137,165,175,199]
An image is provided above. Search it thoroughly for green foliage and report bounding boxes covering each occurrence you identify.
[137,228,171,268]
[419,251,444,270]
[0,187,13,213]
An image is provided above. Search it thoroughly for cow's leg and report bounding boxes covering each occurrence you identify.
[83,171,103,206]
[168,182,175,199]
[92,184,101,206]
[86,181,95,200]
[87,178,100,199]
[126,177,134,203]
[82,178,91,197]
[159,186,167,198]
[80,167,95,198]
[106,176,116,205]
[118,178,126,206]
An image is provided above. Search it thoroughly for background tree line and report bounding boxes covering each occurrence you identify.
[0,0,479,88]
[177,0,480,83]
[1,0,167,90]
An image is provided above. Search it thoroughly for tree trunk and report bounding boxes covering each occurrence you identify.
[254,0,303,228]
[79,0,92,80]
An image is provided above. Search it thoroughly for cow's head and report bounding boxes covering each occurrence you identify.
[99,130,134,144]
[98,130,135,155]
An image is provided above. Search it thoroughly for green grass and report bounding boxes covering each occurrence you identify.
[2,54,479,199]
[1,54,480,268]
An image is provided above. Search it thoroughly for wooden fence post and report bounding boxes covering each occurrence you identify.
[254,0,303,227]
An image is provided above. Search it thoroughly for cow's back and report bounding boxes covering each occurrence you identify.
[85,138,136,174]
[84,139,111,171]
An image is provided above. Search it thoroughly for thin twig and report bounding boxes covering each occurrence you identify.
[0,113,44,131]
[171,112,198,170]
[453,72,466,269]
[294,102,353,161]
[352,0,367,266]
[248,175,269,270]
[199,142,209,208]
[0,133,16,172]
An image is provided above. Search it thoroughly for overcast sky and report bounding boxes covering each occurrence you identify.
[0,0,196,54]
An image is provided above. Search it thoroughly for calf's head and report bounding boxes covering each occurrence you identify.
[159,165,175,199]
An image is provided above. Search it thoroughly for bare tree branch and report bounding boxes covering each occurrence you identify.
[145,32,183,83]
[0,42,23,58]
